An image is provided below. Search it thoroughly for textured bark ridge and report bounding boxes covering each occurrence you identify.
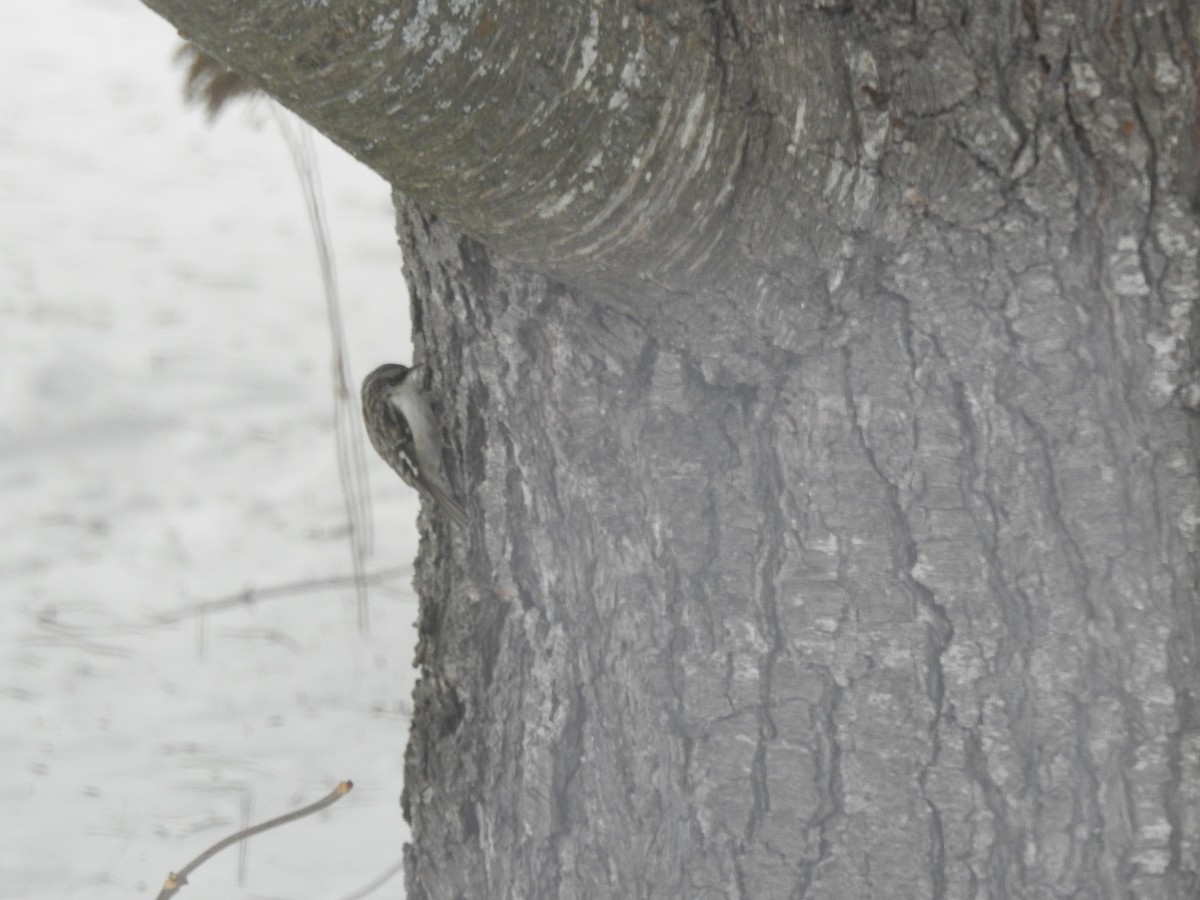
[138,0,1200,896]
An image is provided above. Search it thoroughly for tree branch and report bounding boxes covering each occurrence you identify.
[136,0,839,303]
[155,781,353,900]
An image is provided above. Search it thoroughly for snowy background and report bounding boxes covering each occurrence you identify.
[1,1,421,896]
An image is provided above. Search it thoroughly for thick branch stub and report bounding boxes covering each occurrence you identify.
[138,0,849,302]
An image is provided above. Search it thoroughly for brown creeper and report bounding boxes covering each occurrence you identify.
[361,363,468,528]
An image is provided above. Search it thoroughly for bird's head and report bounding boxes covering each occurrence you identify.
[361,363,412,409]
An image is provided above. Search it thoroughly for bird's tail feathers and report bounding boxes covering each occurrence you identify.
[424,481,469,530]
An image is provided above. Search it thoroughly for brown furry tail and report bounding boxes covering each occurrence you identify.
[175,42,259,120]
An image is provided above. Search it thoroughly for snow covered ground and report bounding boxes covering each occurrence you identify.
[1,2,421,896]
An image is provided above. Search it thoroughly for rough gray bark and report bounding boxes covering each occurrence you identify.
[141,0,1200,897]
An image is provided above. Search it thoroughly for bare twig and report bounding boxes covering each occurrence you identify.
[26,620,133,657]
[174,47,379,635]
[150,568,409,625]
[273,109,376,634]
[155,781,353,900]
[237,790,253,884]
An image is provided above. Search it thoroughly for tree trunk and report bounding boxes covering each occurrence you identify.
[141,1,1200,897]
